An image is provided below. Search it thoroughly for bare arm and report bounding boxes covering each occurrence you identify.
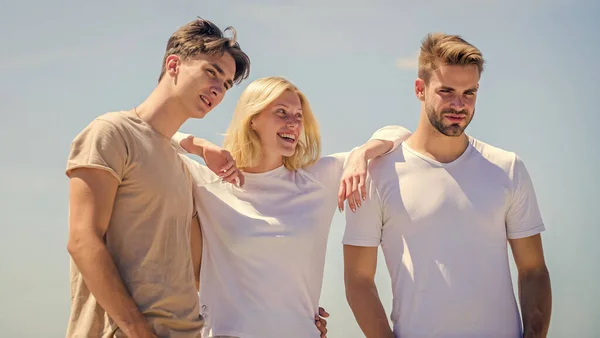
[190,215,202,291]
[344,245,393,338]
[178,134,245,187]
[67,168,156,338]
[509,234,552,338]
[338,139,395,212]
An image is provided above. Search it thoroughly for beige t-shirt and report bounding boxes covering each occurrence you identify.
[65,110,202,337]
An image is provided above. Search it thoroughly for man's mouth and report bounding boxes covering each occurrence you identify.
[444,114,466,123]
[277,133,297,143]
[200,95,212,108]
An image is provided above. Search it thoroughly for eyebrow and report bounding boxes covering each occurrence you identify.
[440,86,479,93]
[274,104,303,112]
[210,62,234,88]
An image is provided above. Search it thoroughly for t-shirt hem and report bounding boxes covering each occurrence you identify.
[206,330,257,338]
[507,224,545,239]
[342,238,381,247]
[65,163,121,183]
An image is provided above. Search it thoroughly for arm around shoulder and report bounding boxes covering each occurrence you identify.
[338,125,411,210]
[171,131,245,187]
[367,125,412,156]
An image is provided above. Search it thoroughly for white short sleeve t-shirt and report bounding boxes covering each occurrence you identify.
[172,126,411,338]
[343,136,545,338]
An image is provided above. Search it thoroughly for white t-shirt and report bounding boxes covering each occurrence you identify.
[343,136,545,338]
[172,126,411,338]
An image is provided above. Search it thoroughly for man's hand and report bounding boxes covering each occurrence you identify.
[315,306,329,338]
[181,136,245,187]
[338,149,368,213]
[122,322,158,338]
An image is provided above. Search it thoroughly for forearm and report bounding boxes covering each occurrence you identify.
[346,282,393,338]
[68,235,150,336]
[180,136,212,159]
[358,140,394,161]
[520,267,552,338]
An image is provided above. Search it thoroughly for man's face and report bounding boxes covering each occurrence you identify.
[168,52,236,119]
[417,64,480,137]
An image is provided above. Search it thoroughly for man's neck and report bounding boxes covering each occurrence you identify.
[134,85,188,139]
[406,115,470,164]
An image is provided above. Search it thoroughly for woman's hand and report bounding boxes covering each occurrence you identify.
[181,136,245,187]
[338,149,368,212]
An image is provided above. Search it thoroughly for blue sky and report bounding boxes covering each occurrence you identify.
[1,0,598,337]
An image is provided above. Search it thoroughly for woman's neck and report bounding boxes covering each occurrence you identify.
[243,151,284,173]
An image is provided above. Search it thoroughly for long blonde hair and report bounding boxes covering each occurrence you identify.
[223,76,321,171]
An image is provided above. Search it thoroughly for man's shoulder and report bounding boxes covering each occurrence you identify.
[92,110,136,128]
[75,110,134,133]
[371,142,407,165]
[469,136,519,170]
[81,110,152,142]
[366,143,406,183]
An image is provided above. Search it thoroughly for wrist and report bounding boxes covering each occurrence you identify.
[191,137,214,159]
[354,145,369,160]
[121,319,153,338]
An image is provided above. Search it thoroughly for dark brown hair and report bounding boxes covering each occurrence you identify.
[158,17,250,84]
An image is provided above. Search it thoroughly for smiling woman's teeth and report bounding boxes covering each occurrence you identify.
[278,133,295,141]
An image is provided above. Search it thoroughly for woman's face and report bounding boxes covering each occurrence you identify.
[251,90,304,157]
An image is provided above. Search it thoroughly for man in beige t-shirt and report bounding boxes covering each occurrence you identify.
[65,18,250,338]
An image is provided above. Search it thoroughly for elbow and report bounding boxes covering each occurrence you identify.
[345,275,375,306]
[66,236,83,258]
[520,263,550,280]
[66,230,101,258]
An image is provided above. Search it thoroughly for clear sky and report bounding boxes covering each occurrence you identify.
[1,0,598,337]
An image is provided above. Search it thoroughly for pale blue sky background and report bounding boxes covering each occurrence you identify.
[1,0,598,337]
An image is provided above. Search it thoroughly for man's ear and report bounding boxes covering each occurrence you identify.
[415,78,426,102]
[165,55,181,78]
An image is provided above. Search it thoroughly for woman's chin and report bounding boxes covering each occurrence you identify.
[279,147,297,158]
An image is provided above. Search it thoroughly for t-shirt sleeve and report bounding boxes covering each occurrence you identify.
[65,119,127,183]
[369,125,412,155]
[307,151,351,187]
[177,154,220,187]
[342,175,385,247]
[171,131,192,154]
[506,155,545,239]
[170,132,220,187]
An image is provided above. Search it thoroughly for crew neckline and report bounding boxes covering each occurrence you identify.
[242,164,288,179]
[402,137,474,167]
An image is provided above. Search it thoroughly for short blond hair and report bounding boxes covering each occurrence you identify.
[418,33,485,84]
[223,76,321,171]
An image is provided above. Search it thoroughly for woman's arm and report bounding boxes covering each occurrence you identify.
[172,132,244,187]
[338,138,397,212]
[337,126,412,211]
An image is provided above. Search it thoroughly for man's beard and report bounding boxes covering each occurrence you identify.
[426,105,473,137]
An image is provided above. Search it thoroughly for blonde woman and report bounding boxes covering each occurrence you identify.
[171,76,410,338]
